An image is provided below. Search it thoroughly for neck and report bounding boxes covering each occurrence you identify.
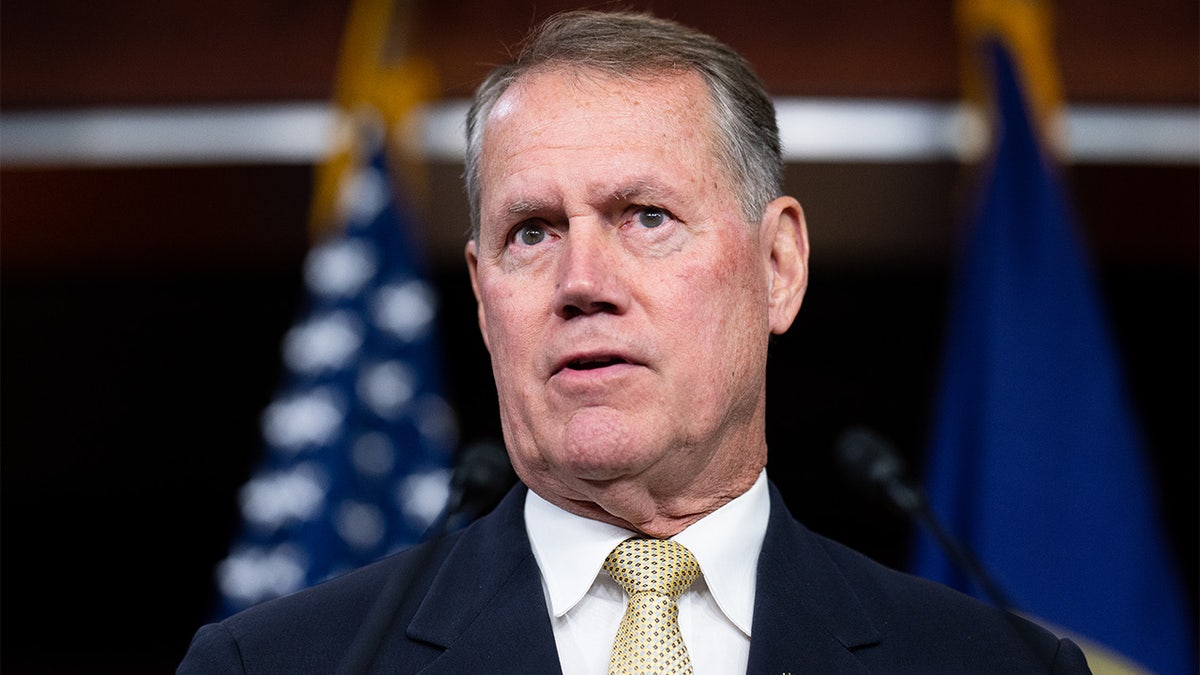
[555,466,762,538]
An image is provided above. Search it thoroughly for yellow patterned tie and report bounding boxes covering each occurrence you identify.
[603,538,701,675]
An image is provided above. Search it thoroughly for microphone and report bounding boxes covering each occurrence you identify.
[442,439,516,529]
[337,439,515,675]
[834,426,925,516]
[834,426,1016,612]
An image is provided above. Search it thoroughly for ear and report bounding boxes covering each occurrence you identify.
[464,239,492,352]
[761,196,809,335]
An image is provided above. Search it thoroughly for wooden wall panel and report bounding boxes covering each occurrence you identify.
[1,165,312,275]
[1,0,352,107]
[2,0,1196,106]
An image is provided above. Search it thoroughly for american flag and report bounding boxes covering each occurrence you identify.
[213,125,458,618]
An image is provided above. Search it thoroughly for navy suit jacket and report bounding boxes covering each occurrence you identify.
[178,482,1091,673]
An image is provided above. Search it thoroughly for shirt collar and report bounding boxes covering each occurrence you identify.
[524,469,770,635]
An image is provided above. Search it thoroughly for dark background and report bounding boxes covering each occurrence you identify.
[2,1,1196,672]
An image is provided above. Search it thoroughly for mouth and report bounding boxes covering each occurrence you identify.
[554,351,636,375]
[564,355,629,371]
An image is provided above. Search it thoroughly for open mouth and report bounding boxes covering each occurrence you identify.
[565,356,628,371]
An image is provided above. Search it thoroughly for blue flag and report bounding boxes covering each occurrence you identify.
[213,133,458,618]
[910,40,1196,674]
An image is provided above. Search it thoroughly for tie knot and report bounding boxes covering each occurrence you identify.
[603,538,700,599]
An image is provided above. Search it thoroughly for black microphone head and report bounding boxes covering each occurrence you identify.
[836,426,904,487]
[450,439,516,517]
[834,426,924,514]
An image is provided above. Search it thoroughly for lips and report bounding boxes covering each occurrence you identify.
[566,355,628,370]
[553,350,639,375]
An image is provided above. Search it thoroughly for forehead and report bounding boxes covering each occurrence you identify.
[491,65,712,119]
[486,66,717,151]
[477,68,725,207]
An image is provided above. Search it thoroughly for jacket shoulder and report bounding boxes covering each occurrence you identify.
[810,526,1091,673]
[178,538,451,673]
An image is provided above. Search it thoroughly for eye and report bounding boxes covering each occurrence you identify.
[512,222,547,246]
[634,206,671,228]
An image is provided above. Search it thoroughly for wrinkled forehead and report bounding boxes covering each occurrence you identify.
[499,66,709,120]
[477,65,727,183]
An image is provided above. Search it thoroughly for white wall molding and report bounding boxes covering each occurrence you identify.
[2,99,1196,167]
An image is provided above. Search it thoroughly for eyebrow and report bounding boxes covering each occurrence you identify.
[504,198,554,217]
[490,179,676,223]
[608,180,668,204]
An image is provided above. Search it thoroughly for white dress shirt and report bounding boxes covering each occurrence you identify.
[524,470,771,675]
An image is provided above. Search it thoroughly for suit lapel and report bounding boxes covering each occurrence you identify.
[746,483,881,674]
[405,484,564,674]
[380,480,885,673]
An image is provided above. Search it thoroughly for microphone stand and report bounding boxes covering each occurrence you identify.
[336,441,513,675]
[835,426,1015,611]
[906,492,1016,612]
[834,428,1066,664]
[334,488,459,675]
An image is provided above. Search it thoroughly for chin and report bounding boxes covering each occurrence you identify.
[552,444,645,481]
[557,445,657,486]
[557,415,659,476]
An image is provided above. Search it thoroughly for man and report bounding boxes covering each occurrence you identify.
[179,10,1091,674]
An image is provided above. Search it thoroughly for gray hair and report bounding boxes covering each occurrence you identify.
[463,9,783,238]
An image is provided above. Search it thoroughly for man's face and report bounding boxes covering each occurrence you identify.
[466,67,805,529]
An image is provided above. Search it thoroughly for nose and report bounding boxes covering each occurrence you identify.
[552,223,629,319]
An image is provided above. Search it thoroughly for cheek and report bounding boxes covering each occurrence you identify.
[677,242,767,320]
[479,280,542,377]
[674,249,769,367]
[478,277,519,337]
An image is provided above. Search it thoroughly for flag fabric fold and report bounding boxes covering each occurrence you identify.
[911,4,1196,674]
[211,0,457,619]
[214,132,457,618]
